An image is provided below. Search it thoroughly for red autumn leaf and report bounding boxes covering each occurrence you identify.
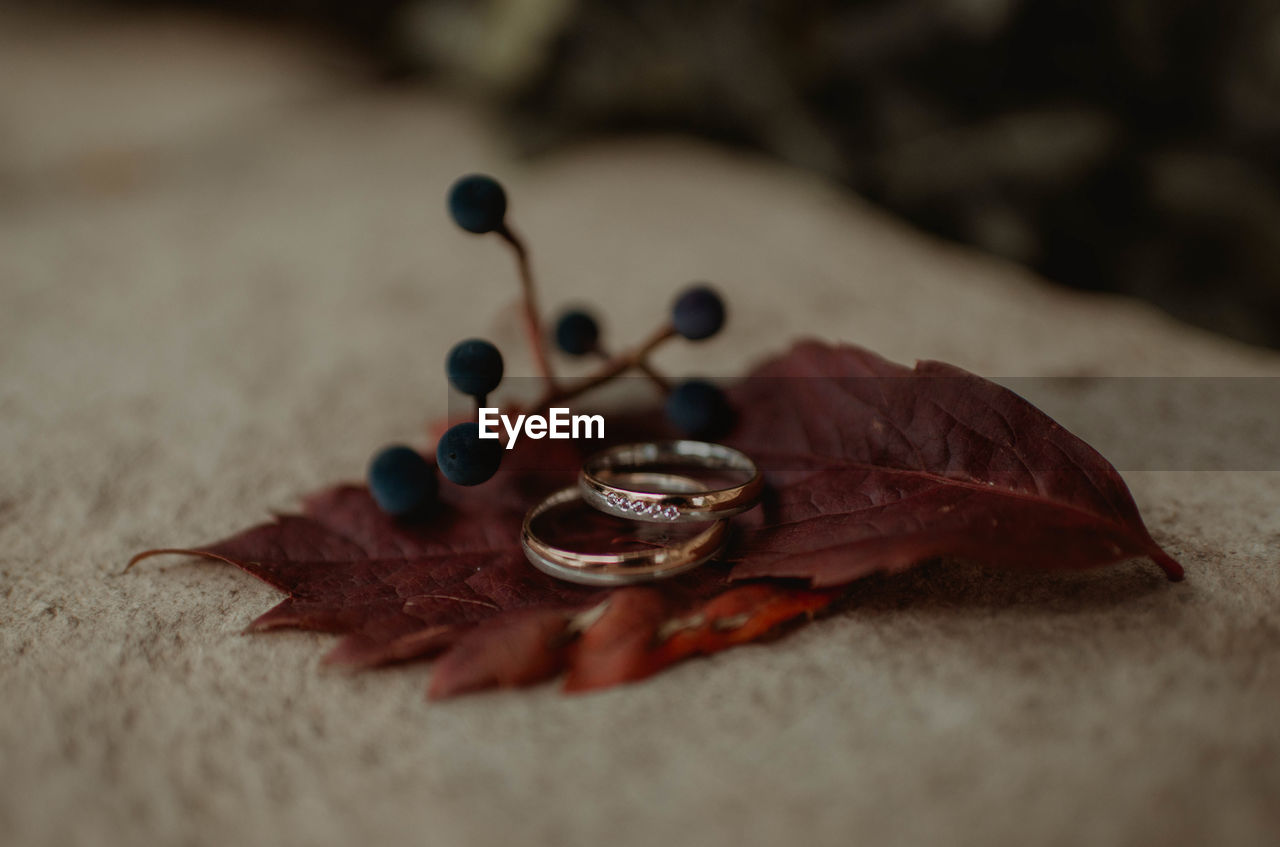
[130,447,839,698]
[722,341,1182,585]
[130,340,1180,698]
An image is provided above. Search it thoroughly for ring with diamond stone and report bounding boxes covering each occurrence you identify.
[578,440,763,524]
[522,476,727,586]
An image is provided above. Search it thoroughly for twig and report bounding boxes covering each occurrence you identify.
[530,324,677,413]
[595,346,672,394]
[497,225,558,389]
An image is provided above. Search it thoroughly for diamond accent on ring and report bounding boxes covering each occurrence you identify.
[600,491,681,520]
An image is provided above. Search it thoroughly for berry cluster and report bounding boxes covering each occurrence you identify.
[368,174,732,517]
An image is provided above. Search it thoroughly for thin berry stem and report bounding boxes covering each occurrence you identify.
[595,346,672,394]
[531,324,677,413]
[497,225,558,389]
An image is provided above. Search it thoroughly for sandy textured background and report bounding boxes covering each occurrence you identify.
[2,10,1278,847]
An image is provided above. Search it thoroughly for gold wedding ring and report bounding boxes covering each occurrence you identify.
[521,477,727,586]
[519,442,763,586]
[578,441,763,524]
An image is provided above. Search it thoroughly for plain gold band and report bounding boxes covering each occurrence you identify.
[521,479,727,586]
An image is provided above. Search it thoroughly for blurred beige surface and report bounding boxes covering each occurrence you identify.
[2,10,1278,847]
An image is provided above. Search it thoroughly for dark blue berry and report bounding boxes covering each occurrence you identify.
[367,445,437,517]
[436,421,503,486]
[446,339,504,398]
[671,285,726,341]
[448,174,507,234]
[665,380,734,437]
[554,309,600,356]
